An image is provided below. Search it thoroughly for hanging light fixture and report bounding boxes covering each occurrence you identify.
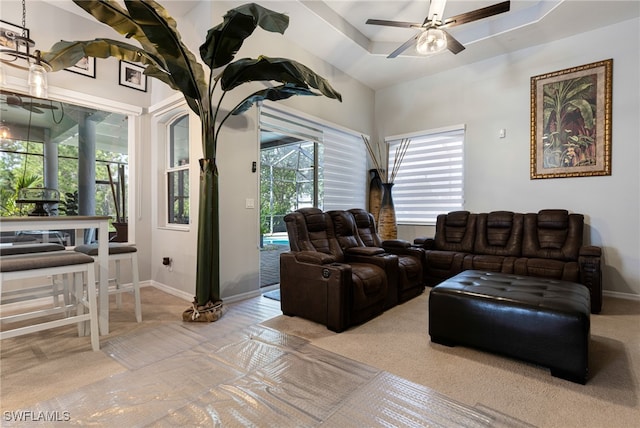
[0,123,10,139]
[0,0,50,98]
[416,28,448,55]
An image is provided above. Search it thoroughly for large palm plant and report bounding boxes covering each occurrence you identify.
[42,0,342,320]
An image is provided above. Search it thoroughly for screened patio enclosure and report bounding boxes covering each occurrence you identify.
[260,132,323,237]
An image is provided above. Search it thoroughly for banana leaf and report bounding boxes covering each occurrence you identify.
[220,57,342,102]
[43,39,162,71]
[71,0,145,40]
[231,84,319,116]
[125,0,206,101]
[200,3,289,70]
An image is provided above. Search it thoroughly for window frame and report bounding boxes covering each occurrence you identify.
[164,113,190,227]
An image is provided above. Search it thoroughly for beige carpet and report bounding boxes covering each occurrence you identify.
[262,290,640,428]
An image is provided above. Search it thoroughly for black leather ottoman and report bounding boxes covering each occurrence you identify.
[429,270,591,384]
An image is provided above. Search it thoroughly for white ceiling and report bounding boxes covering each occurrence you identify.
[37,0,640,91]
[266,0,640,90]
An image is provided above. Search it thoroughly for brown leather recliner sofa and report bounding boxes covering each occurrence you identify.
[414,209,603,313]
[280,208,399,332]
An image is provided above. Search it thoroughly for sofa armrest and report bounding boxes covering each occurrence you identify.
[578,246,602,314]
[382,239,411,248]
[382,240,424,256]
[580,245,601,257]
[414,237,435,250]
[345,246,385,256]
[294,251,336,265]
[280,252,351,332]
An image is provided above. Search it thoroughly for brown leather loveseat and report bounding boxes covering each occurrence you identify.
[414,209,603,313]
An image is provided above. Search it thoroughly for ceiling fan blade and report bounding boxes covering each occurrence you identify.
[441,1,510,28]
[387,33,420,59]
[23,105,44,114]
[443,30,465,54]
[366,19,422,29]
[26,102,59,110]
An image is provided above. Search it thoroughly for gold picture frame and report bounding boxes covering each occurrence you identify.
[530,59,612,179]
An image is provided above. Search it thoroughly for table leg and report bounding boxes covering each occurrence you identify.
[97,222,109,335]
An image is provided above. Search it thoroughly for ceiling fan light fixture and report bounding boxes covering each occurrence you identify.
[416,28,447,55]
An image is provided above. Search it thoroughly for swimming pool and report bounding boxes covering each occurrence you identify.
[262,236,289,246]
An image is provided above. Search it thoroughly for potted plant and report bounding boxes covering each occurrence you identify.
[42,0,342,321]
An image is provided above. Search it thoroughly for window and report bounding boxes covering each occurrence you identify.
[0,90,129,226]
[388,126,465,225]
[166,115,189,224]
[259,105,366,222]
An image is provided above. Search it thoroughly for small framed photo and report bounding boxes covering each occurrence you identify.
[119,60,147,92]
[66,56,96,78]
[0,20,29,53]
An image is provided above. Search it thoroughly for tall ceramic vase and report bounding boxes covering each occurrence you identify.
[368,169,383,227]
[378,182,397,240]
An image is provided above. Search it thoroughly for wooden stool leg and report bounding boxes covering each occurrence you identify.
[86,265,99,351]
[52,275,60,307]
[132,253,142,322]
[74,272,87,337]
[115,259,123,309]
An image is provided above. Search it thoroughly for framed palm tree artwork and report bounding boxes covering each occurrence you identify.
[530,59,612,179]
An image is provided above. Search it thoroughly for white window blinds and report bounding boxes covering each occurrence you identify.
[322,127,366,211]
[388,126,465,225]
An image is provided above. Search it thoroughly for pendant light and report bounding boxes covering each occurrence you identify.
[0,0,50,98]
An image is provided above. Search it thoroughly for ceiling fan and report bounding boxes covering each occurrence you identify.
[366,0,510,58]
[0,91,59,114]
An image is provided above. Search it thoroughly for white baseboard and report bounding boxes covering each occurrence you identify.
[603,290,640,301]
[149,281,265,304]
[149,280,193,302]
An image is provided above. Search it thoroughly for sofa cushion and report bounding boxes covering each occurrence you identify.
[349,209,382,247]
[522,210,583,261]
[329,210,363,250]
[463,254,516,273]
[474,211,523,257]
[434,211,476,253]
[514,258,580,282]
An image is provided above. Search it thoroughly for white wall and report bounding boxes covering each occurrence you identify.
[375,18,640,297]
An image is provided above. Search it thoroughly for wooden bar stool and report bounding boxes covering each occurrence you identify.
[74,243,142,323]
[0,251,100,351]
